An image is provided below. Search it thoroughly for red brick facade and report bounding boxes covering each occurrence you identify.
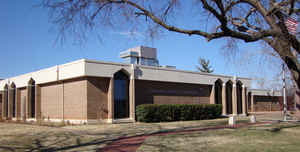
[40,78,87,120]
[1,75,286,123]
[86,77,110,120]
[135,80,211,106]
[253,96,282,112]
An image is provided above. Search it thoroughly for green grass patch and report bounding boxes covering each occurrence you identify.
[138,123,300,152]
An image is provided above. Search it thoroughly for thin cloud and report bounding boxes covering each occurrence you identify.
[114,31,145,39]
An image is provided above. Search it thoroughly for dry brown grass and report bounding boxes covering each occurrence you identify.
[138,122,300,152]
[0,112,298,152]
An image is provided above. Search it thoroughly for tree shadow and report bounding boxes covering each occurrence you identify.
[0,146,15,152]
[0,129,117,152]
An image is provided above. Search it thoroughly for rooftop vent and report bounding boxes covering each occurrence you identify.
[161,65,176,69]
[120,46,159,66]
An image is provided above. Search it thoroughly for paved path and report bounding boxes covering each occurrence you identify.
[98,122,271,152]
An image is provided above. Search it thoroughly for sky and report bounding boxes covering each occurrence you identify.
[0,1,281,88]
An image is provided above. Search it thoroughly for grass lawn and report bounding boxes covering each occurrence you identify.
[138,122,300,152]
[0,112,299,152]
[0,119,229,152]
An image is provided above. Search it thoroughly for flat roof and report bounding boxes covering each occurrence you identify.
[0,59,252,90]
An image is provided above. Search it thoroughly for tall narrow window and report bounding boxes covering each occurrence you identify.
[113,70,129,119]
[29,79,35,118]
[226,81,233,114]
[214,79,223,105]
[4,85,8,118]
[11,83,16,118]
[248,92,252,111]
[236,81,243,114]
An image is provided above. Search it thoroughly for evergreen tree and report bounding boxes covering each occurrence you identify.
[196,58,214,73]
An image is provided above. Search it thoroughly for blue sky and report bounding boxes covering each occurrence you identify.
[0,1,279,88]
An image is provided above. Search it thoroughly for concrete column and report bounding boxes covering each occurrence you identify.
[8,86,13,119]
[210,85,215,104]
[129,78,135,120]
[232,82,238,115]
[107,77,114,122]
[129,64,136,120]
[242,85,247,115]
[221,83,226,115]
[251,94,254,112]
[35,85,41,120]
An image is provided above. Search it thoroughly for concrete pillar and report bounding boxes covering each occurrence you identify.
[242,85,247,115]
[251,94,254,112]
[229,116,236,125]
[221,83,227,115]
[107,77,114,122]
[232,82,238,115]
[129,64,136,120]
[35,85,41,120]
[210,85,215,104]
[129,78,135,120]
[8,86,13,119]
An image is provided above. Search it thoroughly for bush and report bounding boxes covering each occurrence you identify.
[136,104,222,123]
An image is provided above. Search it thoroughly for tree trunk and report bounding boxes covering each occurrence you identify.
[269,37,300,89]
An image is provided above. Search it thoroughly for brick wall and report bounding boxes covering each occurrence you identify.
[63,78,87,120]
[86,77,110,120]
[19,88,27,118]
[253,95,281,112]
[40,78,87,120]
[40,82,63,119]
[135,80,211,106]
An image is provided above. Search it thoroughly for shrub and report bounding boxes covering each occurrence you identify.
[136,104,222,122]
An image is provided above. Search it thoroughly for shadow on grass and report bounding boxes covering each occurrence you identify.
[1,118,290,152]
[0,131,116,152]
[0,119,229,152]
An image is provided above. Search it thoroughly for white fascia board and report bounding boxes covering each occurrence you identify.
[135,65,252,87]
[135,66,214,85]
[59,59,85,80]
[0,66,58,90]
[84,60,132,77]
[0,59,86,90]
[84,60,252,86]
[249,89,282,96]
[0,58,252,91]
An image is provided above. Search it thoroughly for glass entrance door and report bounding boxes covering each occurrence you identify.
[114,71,129,119]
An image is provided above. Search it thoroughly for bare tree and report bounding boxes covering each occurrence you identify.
[196,58,214,73]
[42,0,300,88]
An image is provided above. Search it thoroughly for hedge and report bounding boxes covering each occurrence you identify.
[136,104,222,122]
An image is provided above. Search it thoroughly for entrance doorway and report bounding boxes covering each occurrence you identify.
[113,70,129,119]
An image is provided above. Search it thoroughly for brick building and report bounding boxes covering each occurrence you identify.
[0,46,284,123]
